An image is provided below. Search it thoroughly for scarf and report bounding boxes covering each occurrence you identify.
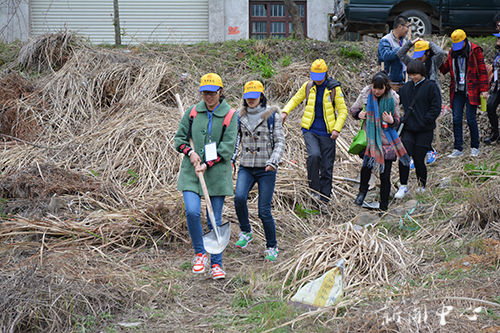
[246,105,267,131]
[363,91,410,173]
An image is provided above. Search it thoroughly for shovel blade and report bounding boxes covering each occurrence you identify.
[202,222,231,254]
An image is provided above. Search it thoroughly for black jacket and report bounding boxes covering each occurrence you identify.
[398,79,441,132]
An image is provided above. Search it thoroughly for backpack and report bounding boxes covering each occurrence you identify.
[472,53,494,88]
[187,106,236,143]
[237,111,276,149]
[305,80,336,105]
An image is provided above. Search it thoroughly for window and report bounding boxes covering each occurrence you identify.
[249,1,306,39]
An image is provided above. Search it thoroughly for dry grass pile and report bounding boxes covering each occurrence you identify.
[0,72,41,142]
[460,183,500,231]
[0,249,175,332]
[36,48,180,136]
[0,163,104,199]
[5,49,188,196]
[276,223,422,297]
[0,203,187,250]
[17,30,89,72]
[0,162,188,246]
[0,163,117,216]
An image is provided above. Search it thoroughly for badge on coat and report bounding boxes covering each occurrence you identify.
[205,142,217,161]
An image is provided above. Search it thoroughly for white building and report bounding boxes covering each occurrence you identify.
[1,0,334,44]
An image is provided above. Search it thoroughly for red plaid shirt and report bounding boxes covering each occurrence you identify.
[439,42,489,106]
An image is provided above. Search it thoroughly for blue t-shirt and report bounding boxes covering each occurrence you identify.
[303,80,329,137]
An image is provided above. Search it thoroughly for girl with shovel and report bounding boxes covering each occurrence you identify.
[174,73,238,280]
[231,81,285,262]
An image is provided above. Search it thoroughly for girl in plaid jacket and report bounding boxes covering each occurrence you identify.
[231,81,285,262]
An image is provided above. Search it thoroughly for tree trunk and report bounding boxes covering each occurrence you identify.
[283,0,304,40]
[113,0,121,45]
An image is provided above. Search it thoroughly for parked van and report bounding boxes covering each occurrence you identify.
[332,0,500,38]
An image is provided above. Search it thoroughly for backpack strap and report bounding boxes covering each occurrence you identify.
[219,108,237,142]
[305,80,314,100]
[267,111,276,150]
[188,106,236,143]
[187,106,198,141]
[305,80,336,105]
[472,52,480,80]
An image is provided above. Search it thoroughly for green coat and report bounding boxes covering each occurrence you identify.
[174,99,237,197]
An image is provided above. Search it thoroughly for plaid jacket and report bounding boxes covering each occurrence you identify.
[439,41,489,106]
[231,105,285,169]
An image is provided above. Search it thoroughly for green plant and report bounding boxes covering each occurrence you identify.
[280,55,292,67]
[248,54,276,78]
[89,169,99,177]
[123,169,139,186]
[295,203,319,219]
[337,45,363,60]
[232,288,255,308]
[0,198,8,219]
[245,300,295,331]
[0,41,20,68]
[180,261,192,271]
[464,162,499,182]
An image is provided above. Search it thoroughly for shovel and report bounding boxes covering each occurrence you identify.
[175,93,230,254]
[190,141,231,254]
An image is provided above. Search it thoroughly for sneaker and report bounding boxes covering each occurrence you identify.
[409,158,415,170]
[235,231,254,249]
[394,185,409,199]
[426,149,437,164]
[416,187,426,194]
[210,264,225,280]
[264,247,279,262]
[447,149,463,158]
[311,192,321,200]
[470,148,479,157]
[192,253,208,274]
[484,133,499,145]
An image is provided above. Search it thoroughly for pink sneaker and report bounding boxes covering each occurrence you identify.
[192,253,208,273]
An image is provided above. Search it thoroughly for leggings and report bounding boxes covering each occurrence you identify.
[360,160,393,210]
[399,145,428,187]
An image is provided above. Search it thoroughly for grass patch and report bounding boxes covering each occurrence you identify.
[248,53,276,78]
[464,162,499,183]
[295,203,319,219]
[337,45,363,60]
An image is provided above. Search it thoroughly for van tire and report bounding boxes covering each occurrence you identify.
[400,10,432,37]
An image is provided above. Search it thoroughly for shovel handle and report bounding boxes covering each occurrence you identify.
[189,139,222,245]
[175,94,221,245]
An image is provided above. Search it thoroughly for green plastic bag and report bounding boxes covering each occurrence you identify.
[348,119,366,155]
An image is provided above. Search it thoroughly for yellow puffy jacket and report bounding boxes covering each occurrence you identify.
[282,79,348,134]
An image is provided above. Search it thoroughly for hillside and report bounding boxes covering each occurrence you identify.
[0,31,499,332]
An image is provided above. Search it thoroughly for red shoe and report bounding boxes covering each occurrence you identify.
[210,264,225,280]
[192,253,208,273]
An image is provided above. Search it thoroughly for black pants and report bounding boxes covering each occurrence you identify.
[360,160,393,210]
[303,131,336,202]
[399,130,433,188]
[487,88,500,135]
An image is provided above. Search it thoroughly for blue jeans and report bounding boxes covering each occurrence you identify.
[452,91,480,150]
[303,131,336,201]
[234,166,277,248]
[183,191,224,267]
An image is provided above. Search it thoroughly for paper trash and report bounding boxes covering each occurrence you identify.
[290,259,344,308]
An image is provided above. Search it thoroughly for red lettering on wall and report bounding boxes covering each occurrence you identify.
[228,26,240,35]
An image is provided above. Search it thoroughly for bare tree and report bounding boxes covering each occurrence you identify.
[113,0,121,45]
[283,0,304,39]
